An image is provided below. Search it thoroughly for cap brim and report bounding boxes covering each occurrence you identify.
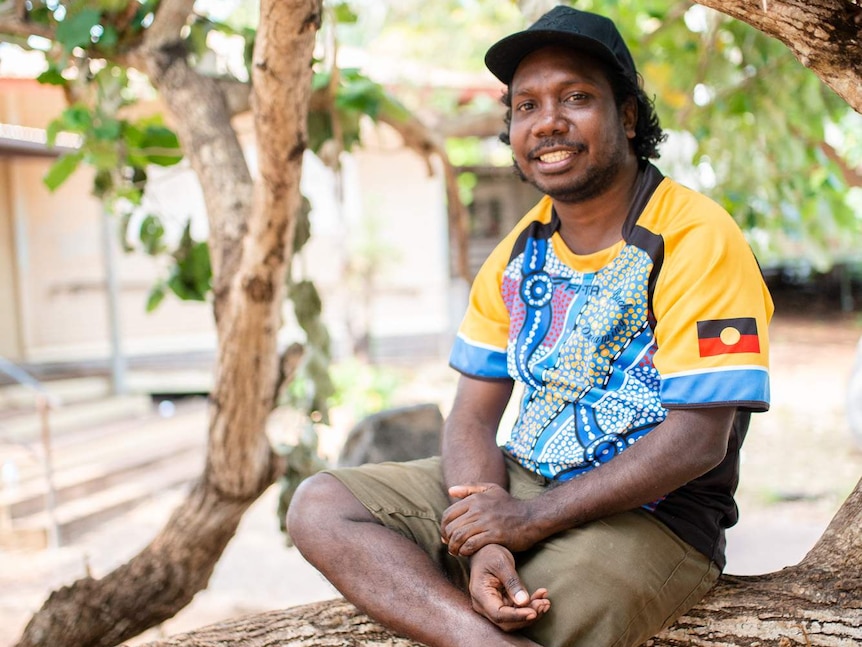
[485,30,626,85]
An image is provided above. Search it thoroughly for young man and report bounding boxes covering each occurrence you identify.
[289,6,773,647]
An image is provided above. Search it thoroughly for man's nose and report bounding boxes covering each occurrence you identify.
[532,103,569,137]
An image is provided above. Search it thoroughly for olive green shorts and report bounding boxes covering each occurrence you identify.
[325,454,719,647]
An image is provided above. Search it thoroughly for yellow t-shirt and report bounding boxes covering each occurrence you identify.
[449,164,773,566]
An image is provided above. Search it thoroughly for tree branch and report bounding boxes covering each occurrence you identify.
[0,12,55,40]
[695,0,862,113]
[819,140,862,188]
[143,0,196,52]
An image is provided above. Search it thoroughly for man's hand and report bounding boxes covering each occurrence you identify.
[468,544,550,632]
[441,483,541,556]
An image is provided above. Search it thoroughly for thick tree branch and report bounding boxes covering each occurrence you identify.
[202,0,323,497]
[145,49,252,321]
[16,482,257,647]
[143,0,196,52]
[13,3,320,645]
[0,12,55,40]
[695,0,862,113]
[133,477,862,647]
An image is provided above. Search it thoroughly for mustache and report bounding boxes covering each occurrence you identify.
[528,139,587,159]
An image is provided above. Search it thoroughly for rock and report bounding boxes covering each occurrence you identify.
[337,404,443,467]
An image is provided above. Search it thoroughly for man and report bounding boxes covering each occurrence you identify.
[289,6,773,647]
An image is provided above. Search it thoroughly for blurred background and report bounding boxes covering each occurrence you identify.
[0,1,860,644]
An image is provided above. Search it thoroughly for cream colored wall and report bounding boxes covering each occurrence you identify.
[0,158,22,359]
[2,155,218,363]
[0,80,453,367]
[0,79,216,364]
[297,121,453,359]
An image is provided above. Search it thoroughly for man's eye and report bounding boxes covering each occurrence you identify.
[516,101,535,112]
[565,93,587,103]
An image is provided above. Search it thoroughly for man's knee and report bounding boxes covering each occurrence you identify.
[287,472,372,550]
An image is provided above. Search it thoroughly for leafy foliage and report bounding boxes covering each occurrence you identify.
[19,0,344,425]
[365,0,860,268]
[141,221,212,312]
[557,0,860,267]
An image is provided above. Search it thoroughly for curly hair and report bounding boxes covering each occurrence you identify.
[498,59,666,161]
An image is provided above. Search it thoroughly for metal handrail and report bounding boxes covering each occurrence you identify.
[0,356,61,548]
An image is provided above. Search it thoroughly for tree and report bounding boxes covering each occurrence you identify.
[2,1,323,645]
[1,1,860,647]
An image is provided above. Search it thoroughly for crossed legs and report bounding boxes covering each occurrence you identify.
[287,458,719,647]
[287,471,541,647]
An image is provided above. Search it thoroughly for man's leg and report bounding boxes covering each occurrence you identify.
[288,467,542,647]
[514,510,719,647]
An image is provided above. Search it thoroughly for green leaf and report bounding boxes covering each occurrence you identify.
[139,214,166,256]
[168,237,212,302]
[96,24,119,50]
[331,3,359,24]
[293,197,312,255]
[93,117,122,141]
[145,282,167,312]
[139,125,182,166]
[335,77,383,117]
[55,8,103,52]
[37,68,66,86]
[58,104,93,134]
[290,280,323,330]
[43,152,84,191]
[84,140,119,171]
[306,111,334,154]
[311,72,331,92]
[93,169,113,198]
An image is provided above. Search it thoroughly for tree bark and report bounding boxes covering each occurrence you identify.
[131,476,862,647]
[12,2,321,646]
[4,1,860,645]
[695,0,862,113]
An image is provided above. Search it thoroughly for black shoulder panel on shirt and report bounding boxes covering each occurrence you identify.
[621,162,665,237]
[623,163,666,329]
[508,216,559,264]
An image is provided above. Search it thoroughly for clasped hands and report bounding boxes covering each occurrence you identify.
[441,483,550,631]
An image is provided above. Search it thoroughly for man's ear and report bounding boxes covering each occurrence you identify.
[622,96,637,140]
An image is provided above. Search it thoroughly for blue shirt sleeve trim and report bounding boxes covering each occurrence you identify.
[661,366,770,411]
[449,335,509,379]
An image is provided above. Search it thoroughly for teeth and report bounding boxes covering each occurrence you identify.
[538,150,572,163]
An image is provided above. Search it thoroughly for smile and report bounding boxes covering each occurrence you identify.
[538,150,573,163]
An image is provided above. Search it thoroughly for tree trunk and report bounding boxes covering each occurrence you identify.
[134,477,862,647]
[695,0,862,113]
[12,2,322,646]
[7,1,860,645]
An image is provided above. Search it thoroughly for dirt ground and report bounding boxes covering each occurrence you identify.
[2,311,862,646]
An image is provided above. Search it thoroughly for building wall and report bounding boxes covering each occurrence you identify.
[0,79,456,369]
[0,79,216,365]
[0,157,22,359]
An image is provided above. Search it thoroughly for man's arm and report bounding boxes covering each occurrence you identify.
[440,375,552,631]
[442,406,736,556]
[441,374,514,493]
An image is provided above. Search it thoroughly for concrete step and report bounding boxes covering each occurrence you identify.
[0,450,203,550]
[1,403,207,519]
[0,392,209,550]
[0,393,153,446]
[0,397,206,491]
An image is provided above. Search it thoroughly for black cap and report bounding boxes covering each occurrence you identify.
[485,6,638,85]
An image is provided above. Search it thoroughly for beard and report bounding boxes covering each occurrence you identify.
[512,137,631,204]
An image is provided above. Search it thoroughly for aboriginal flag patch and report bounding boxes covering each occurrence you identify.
[697,317,760,357]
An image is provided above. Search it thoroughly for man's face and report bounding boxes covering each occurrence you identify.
[508,46,636,204]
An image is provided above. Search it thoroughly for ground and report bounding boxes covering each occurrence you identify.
[1,311,861,646]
